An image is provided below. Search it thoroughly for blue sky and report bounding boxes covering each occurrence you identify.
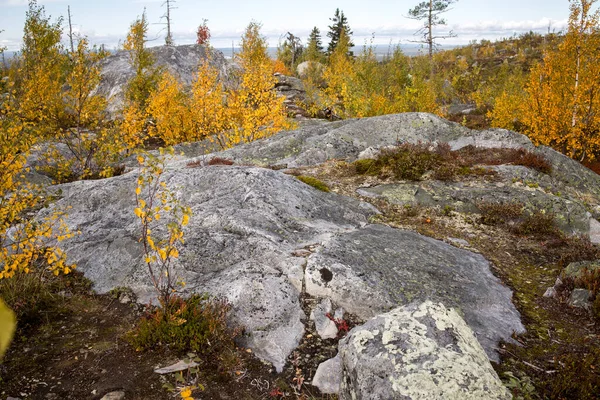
[0,0,573,51]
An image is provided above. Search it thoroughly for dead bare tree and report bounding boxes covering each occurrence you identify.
[160,0,177,46]
[407,0,458,59]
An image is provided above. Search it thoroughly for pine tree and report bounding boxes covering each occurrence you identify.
[327,8,354,55]
[408,0,458,58]
[305,27,325,63]
[522,0,600,161]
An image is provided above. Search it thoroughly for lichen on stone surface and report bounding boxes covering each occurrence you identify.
[340,301,512,400]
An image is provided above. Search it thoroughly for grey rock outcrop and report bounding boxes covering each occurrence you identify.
[202,113,468,167]
[37,113,571,374]
[357,175,591,236]
[94,45,231,115]
[175,112,600,238]
[41,166,372,372]
[338,301,512,400]
[304,224,524,361]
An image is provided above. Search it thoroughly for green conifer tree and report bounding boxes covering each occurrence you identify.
[327,8,354,55]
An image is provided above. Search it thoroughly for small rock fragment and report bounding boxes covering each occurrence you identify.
[568,288,592,309]
[100,391,125,400]
[154,359,199,374]
[312,354,342,394]
[543,287,557,298]
[310,298,338,339]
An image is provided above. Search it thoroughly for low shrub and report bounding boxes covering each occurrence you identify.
[127,294,242,366]
[515,149,552,174]
[186,160,202,168]
[378,143,441,181]
[0,270,92,332]
[353,158,378,175]
[512,211,559,237]
[478,201,524,225]
[208,157,234,166]
[455,146,552,174]
[296,175,330,192]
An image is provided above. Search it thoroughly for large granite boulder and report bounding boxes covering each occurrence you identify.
[337,301,512,400]
[94,44,232,115]
[41,166,372,372]
[304,224,523,360]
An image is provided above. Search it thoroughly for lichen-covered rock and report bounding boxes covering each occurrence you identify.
[563,260,600,281]
[305,224,524,361]
[568,289,593,309]
[357,176,591,236]
[338,301,512,400]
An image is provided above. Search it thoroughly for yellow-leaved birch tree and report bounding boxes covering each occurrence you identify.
[227,22,292,147]
[523,0,600,161]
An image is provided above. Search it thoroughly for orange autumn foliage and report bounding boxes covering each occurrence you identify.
[523,0,600,161]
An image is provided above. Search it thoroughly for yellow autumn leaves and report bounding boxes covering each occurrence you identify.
[138,22,293,150]
[134,149,191,309]
[483,0,600,162]
[307,30,441,120]
[522,0,600,161]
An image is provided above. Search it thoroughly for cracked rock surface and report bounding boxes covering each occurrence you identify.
[37,113,532,375]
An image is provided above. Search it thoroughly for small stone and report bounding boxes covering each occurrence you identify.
[333,308,344,320]
[568,288,592,309]
[100,391,125,400]
[154,359,199,374]
[119,294,132,304]
[543,287,557,298]
[312,354,342,394]
[310,298,338,339]
[555,277,563,287]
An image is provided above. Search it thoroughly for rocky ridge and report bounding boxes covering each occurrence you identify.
[35,112,600,398]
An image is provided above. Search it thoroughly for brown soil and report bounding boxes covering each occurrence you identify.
[0,275,341,400]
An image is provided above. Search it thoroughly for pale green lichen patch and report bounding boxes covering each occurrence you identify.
[341,301,512,400]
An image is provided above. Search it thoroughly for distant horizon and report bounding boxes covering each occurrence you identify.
[0,0,572,52]
[0,42,464,61]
